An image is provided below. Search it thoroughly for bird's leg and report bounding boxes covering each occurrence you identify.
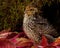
[43,34,55,43]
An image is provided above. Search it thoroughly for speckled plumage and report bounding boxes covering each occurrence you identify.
[23,5,58,44]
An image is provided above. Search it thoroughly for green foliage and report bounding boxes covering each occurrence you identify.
[0,0,33,31]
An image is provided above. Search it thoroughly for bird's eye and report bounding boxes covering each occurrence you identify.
[30,9,34,11]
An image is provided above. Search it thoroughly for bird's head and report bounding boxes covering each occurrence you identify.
[24,5,38,16]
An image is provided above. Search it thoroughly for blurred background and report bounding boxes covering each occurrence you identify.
[0,0,60,32]
[0,0,31,32]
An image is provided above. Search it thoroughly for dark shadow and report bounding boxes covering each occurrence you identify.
[42,2,60,36]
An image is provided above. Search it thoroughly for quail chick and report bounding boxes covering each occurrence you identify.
[23,5,58,44]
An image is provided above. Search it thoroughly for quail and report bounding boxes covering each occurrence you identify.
[23,4,58,44]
